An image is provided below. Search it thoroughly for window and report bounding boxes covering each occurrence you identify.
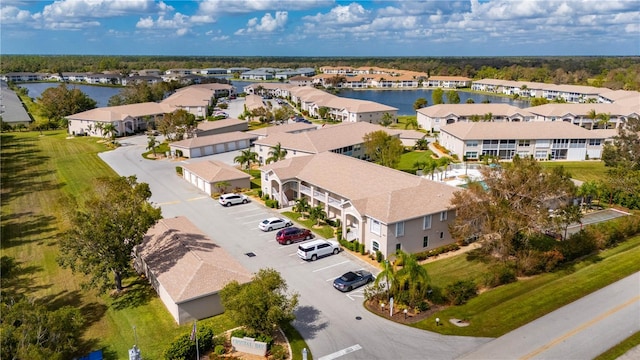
[589,139,601,146]
[372,241,379,252]
[440,232,444,239]
[370,219,381,235]
[423,215,432,229]
[466,141,478,147]
[440,211,448,221]
[423,236,429,248]
[518,140,530,147]
[396,244,401,252]
[395,222,404,237]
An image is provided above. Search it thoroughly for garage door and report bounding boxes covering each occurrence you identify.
[204,146,214,156]
[191,148,202,158]
[238,140,248,148]
[197,178,205,192]
[227,142,237,151]
[215,144,225,153]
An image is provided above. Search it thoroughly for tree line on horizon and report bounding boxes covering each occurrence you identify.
[2,55,639,90]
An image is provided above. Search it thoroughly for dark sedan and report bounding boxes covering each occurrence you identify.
[333,270,374,292]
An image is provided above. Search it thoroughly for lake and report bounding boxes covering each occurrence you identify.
[20,81,529,116]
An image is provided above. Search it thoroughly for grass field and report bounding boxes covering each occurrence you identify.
[0,131,240,359]
[540,160,609,183]
[397,150,436,173]
[412,234,640,338]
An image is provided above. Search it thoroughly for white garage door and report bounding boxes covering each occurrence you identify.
[215,144,225,153]
[191,148,202,158]
[227,142,237,151]
[238,140,247,148]
[197,178,205,192]
[204,146,214,156]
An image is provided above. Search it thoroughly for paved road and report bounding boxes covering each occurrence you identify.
[100,138,490,360]
[100,135,639,360]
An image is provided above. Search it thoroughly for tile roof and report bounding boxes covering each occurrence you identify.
[524,103,637,117]
[417,104,534,118]
[181,160,250,183]
[440,121,612,140]
[247,122,318,137]
[171,131,257,149]
[261,152,457,223]
[162,87,213,107]
[67,102,176,122]
[253,122,394,153]
[138,216,252,303]
[197,118,247,132]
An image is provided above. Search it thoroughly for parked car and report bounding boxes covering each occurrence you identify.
[333,270,374,292]
[259,217,293,231]
[297,239,341,261]
[218,193,248,207]
[276,227,313,245]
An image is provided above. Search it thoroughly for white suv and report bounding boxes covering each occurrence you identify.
[297,239,341,261]
[218,193,248,207]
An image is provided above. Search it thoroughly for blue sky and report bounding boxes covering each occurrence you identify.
[1,0,639,56]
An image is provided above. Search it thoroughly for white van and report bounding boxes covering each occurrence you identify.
[297,239,341,261]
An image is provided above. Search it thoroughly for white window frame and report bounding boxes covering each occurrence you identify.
[423,215,432,229]
[372,241,379,252]
[395,221,405,237]
[370,218,381,236]
[440,211,448,221]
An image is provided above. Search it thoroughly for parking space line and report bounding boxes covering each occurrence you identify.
[318,344,362,360]
[157,200,181,205]
[186,196,208,201]
[312,260,350,273]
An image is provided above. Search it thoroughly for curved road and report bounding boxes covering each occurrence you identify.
[100,135,639,360]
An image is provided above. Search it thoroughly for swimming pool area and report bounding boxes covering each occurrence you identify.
[423,163,488,188]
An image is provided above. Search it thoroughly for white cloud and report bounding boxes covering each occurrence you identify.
[136,16,154,29]
[304,3,370,25]
[237,11,288,34]
[0,5,34,24]
[212,35,230,41]
[41,0,155,20]
[198,0,332,15]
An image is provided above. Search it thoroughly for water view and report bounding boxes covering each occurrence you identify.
[20,81,529,116]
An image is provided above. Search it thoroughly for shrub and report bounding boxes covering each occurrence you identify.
[426,285,447,305]
[445,280,477,305]
[376,250,383,263]
[335,218,341,228]
[560,230,597,262]
[483,263,517,288]
[269,344,287,360]
[416,301,430,312]
[257,189,263,198]
[265,199,279,208]
[336,227,343,241]
[175,149,183,157]
[360,243,366,255]
[163,324,215,360]
[175,166,183,175]
[231,329,246,339]
[214,345,225,355]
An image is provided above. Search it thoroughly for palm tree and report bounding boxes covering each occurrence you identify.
[404,117,419,130]
[102,123,117,143]
[94,122,105,137]
[483,112,493,122]
[414,138,429,150]
[266,142,287,164]
[293,197,310,218]
[374,259,397,301]
[586,109,598,130]
[308,205,326,227]
[234,149,258,170]
[395,251,430,308]
[596,112,611,129]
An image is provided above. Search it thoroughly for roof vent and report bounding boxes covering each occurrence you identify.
[245,252,256,257]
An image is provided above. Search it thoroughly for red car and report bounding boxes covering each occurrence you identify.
[276,227,313,245]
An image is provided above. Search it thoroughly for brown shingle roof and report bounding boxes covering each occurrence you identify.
[440,121,611,140]
[181,160,250,183]
[138,217,252,303]
[171,131,257,149]
[67,102,175,122]
[417,104,533,118]
[197,118,247,132]
[261,152,457,223]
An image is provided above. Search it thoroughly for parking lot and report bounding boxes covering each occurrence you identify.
[99,138,490,360]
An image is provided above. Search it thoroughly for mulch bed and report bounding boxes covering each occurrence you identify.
[364,299,445,324]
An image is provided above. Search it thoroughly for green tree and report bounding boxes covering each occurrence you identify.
[596,112,611,129]
[308,205,327,226]
[552,204,583,240]
[466,98,475,104]
[395,251,430,308]
[234,149,258,170]
[404,117,419,130]
[380,112,394,127]
[38,84,96,122]
[58,176,162,293]
[432,88,444,105]
[157,109,196,141]
[293,197,310,217]
[266,142,288,164]
[413,98,428,110]
[215,180,231,194]
[449,156,576,261]
[586,109,598,129]
[374,259,397,301]
[446,90,461,104]
[414,137,429,150]
[146,133,159,156]
[601,117,640,209]
[363,130,404,168]
[102,123,117,142]
[220,268,299,335]
[318,106,329,119]
[530,97,550,106]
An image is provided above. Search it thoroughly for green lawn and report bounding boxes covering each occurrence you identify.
[540,160,609,183]
[412,235,640,337]
[0,131,239,359]
[397,150,436,173]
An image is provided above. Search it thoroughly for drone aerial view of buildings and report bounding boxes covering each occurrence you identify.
[1,1,640,360]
